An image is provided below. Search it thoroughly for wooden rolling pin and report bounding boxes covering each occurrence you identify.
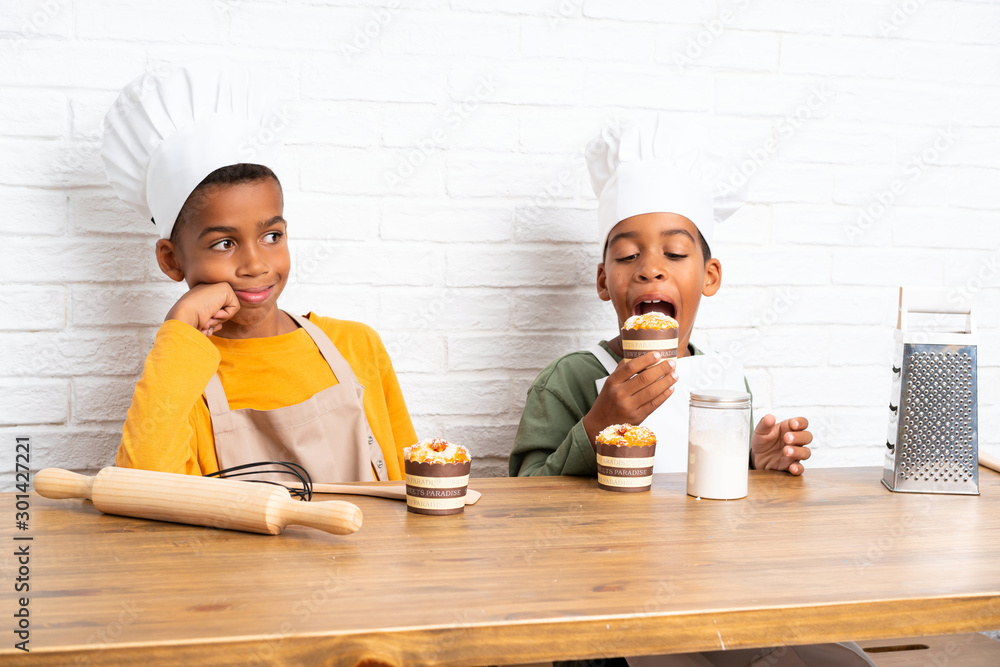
[33,467,362,536]
[980,450,1000,475]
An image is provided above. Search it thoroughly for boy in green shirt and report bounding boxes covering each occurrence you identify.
[509,114,812,479]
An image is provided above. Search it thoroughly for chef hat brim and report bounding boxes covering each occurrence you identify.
[587,113,747,253]
[101,65,285,239]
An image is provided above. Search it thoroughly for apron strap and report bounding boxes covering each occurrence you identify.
[204,374,230,416]
[287,312,360,386]
[286,312,389,481]
[589,343,619,375]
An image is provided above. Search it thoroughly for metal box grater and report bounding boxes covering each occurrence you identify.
[883,287,978,495]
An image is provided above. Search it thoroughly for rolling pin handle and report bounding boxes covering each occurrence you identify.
[279,498,363,536]
[33,468,96,500]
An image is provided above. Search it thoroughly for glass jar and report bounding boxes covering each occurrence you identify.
[687,390,752,500]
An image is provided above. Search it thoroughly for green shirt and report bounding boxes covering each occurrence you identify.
[509,341,751,477]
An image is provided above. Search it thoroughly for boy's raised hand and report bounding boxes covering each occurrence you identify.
[751,414,812,475]
[164,283,241,337]
[582,352,677,446]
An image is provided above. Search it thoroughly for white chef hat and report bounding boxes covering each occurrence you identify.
[101,64,285,240]
[586,113,746,253]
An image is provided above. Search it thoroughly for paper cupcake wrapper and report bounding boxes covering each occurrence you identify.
[621,328,678,359]
[595,442,656,492]
[404,459,471,515]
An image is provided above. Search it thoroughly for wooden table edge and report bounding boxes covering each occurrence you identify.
[5,593,998,666]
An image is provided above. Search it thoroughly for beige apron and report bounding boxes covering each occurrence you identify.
[205,312,388,483]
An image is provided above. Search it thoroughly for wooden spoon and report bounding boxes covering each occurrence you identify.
[310,481,482,505]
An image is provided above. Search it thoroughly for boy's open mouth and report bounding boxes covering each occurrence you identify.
[632,297,676,319]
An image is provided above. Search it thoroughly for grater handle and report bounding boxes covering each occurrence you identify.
[898,287,975,334]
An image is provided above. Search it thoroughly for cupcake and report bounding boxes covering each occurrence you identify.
[595,424,657,492]
[403,438,472,515]
[621,312,679,361]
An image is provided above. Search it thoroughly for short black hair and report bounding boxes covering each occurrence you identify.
[696,229,712,261]
[168,163,281,244]
[602,227,712,262]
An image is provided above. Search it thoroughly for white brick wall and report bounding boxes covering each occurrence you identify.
[1,0,998,486]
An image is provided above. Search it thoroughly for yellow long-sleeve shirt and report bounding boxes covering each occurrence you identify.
[116,313,417,480]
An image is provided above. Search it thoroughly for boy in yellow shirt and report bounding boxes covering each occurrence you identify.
[102,66,416,481]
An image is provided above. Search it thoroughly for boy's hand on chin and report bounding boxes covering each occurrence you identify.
[583,352,677,446]
[165,283,241,337]
[751,414,812,475]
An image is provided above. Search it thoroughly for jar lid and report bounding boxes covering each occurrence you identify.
[689,389,751,408]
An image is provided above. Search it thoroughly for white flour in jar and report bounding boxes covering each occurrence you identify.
[686,392,751,500]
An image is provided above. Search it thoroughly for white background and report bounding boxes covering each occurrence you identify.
[1,0,998,483]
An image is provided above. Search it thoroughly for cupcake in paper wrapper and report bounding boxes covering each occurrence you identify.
[621,312,678,360]
[403,438,471,515]
[595,424,657,492]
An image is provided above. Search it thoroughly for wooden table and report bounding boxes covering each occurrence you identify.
[2,467,998,666]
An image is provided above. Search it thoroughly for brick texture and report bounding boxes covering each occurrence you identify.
[2,0,998,489]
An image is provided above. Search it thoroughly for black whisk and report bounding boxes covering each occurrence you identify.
[205,461,314,501]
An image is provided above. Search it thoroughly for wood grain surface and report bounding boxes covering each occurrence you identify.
[2,467,998,666]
